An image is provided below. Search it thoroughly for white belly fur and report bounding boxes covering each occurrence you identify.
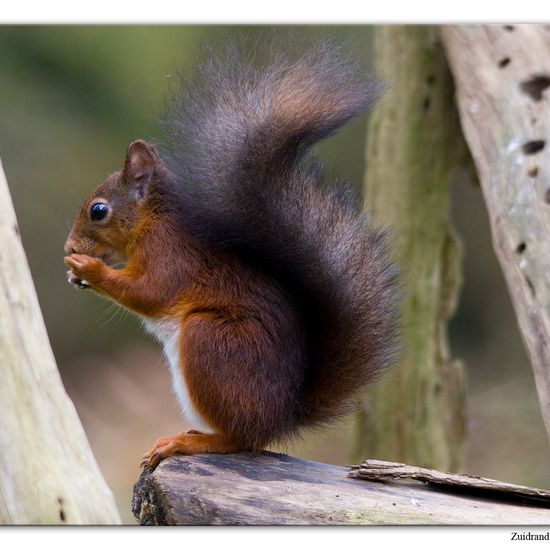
[141,317,212,432]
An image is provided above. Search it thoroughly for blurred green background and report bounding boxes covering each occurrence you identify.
[1,25,548,523]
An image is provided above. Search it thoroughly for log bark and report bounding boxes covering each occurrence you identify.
[351,460,550,504]
[441,24,550,444]
[132,452,550,525]
[0,158,121,524]
[353,25,465,471]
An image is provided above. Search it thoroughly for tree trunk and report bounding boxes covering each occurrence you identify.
[352,25,465,471]
[0,158,121,524]
[442,24,550,445]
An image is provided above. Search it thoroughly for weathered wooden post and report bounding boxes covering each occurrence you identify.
[0,158,121,524]
[353,26,466,471]
[442,24,550,445]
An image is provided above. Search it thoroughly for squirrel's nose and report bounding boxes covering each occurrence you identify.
[64,237,77,255]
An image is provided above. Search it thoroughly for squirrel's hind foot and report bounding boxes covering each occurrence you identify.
[140,431,245,470]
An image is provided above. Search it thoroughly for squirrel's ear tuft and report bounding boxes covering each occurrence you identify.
[122,140,159,201]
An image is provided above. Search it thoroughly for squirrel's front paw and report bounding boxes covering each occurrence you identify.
[64,254,105,288]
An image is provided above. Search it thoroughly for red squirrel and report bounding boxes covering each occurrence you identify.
[64,43,399,469]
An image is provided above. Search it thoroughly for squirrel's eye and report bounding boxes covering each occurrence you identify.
[90,202,109,222]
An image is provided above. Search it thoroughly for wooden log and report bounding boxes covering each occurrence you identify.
[354,25,465,471]
[441,24,550,444]
[0,158,121,524]
[132,452,550,525]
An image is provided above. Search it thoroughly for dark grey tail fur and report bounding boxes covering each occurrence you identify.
[161,40,399,426]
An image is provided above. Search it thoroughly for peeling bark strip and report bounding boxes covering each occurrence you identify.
[132,452,550,525]
[354,25,465,471]
[0,159,121,524]
[442,25,550,444]
[350,460,550,506]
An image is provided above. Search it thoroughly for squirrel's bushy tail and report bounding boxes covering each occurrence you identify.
[162,40,399,426]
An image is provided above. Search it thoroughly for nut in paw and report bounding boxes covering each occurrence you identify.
[64,254,105,287]
[67,270,90,289]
